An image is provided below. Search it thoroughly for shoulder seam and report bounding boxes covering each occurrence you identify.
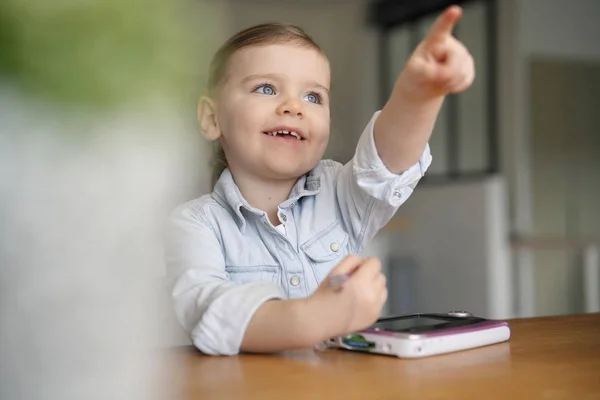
[319,159,343,169]
[178,196,223,236]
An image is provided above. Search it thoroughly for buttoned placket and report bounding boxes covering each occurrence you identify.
[261,202,308,298]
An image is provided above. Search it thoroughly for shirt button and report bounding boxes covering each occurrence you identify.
[330,242,340,252]
[279,213,287,222]
[290,275,300,286]
[393,190,402,198]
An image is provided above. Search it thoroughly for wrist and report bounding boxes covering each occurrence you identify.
[298,297,328,345]
[280,298,324,348]
[392,74,446,106]
[382,82,445,128]
[304,293,350,342]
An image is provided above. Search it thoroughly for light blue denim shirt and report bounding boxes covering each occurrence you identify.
[165,111,432,355]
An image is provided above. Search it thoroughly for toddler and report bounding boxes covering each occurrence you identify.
[165,5,474,355]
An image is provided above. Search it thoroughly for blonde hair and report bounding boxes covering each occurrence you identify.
[206,23,326,189]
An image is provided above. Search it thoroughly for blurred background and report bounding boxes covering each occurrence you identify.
[1,0,599,398]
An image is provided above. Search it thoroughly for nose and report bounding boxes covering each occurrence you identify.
[276,97,303,118]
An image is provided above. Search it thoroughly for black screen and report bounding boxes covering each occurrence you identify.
[372,315,482,333]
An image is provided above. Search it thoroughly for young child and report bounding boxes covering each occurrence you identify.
[165,6,474,356]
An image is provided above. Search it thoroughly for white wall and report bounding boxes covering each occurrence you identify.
[498,0,600,316]
[502,0,600,229]
[367,176,513,319]
[519,0,600,60]
[529,60,600,316]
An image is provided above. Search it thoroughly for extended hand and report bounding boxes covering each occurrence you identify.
[398,5,475,100]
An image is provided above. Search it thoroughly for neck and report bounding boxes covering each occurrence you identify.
[230,169,298,225]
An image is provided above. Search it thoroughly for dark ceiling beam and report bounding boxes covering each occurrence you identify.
[368,0,478,29]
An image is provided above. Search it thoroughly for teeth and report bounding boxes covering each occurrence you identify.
[267,130,302,140]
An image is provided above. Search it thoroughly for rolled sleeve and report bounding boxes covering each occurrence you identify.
[353,111,432,207]
[187,280,284,355]
[166,204,284,356]
[334,111,432,253]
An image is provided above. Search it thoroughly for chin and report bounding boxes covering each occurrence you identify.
[273,170,308,182]
[267,164,313,182]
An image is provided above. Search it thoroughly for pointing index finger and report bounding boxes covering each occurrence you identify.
[425,5,462,44]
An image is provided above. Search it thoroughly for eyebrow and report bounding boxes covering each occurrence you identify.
[241,73,330,94]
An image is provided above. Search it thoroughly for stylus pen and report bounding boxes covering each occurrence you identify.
[328,272,352,290]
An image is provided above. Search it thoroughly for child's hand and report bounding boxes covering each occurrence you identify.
[309,255,388,338]
[396,5,475,101]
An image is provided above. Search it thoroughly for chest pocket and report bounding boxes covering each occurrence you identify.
[225,266,281,285]
[301,221,350,283]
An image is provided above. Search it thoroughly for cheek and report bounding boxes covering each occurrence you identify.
[311,124,330,157]
[235,97,270,123]
[220,104,259,138]
[313,108,331,140]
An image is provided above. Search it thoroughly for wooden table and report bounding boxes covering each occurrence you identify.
[170,313,600,399]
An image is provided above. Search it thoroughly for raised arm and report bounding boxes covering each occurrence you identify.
[374,5,474,173]
[332,7,472,253]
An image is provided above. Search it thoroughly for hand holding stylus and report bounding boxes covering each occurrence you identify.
[308,255,388,339]
[328,271,352,290]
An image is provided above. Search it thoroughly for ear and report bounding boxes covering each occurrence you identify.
[198,96,221,141]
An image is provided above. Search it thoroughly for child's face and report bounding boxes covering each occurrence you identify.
[214,43,331,182]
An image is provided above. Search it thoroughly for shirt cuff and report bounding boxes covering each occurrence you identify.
[190,282,284,356]
[352,111,433,207]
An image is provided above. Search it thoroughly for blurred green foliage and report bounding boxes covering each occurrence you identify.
[0,0,212,108]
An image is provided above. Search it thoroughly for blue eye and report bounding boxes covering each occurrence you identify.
[254,84,276,95]
[304,93,321,104]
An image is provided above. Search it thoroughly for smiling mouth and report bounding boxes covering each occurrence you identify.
[263,129,305,140]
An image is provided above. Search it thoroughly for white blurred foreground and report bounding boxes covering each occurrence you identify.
[0,87,206,399]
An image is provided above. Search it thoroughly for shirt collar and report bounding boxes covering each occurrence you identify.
[212,165,323,231]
